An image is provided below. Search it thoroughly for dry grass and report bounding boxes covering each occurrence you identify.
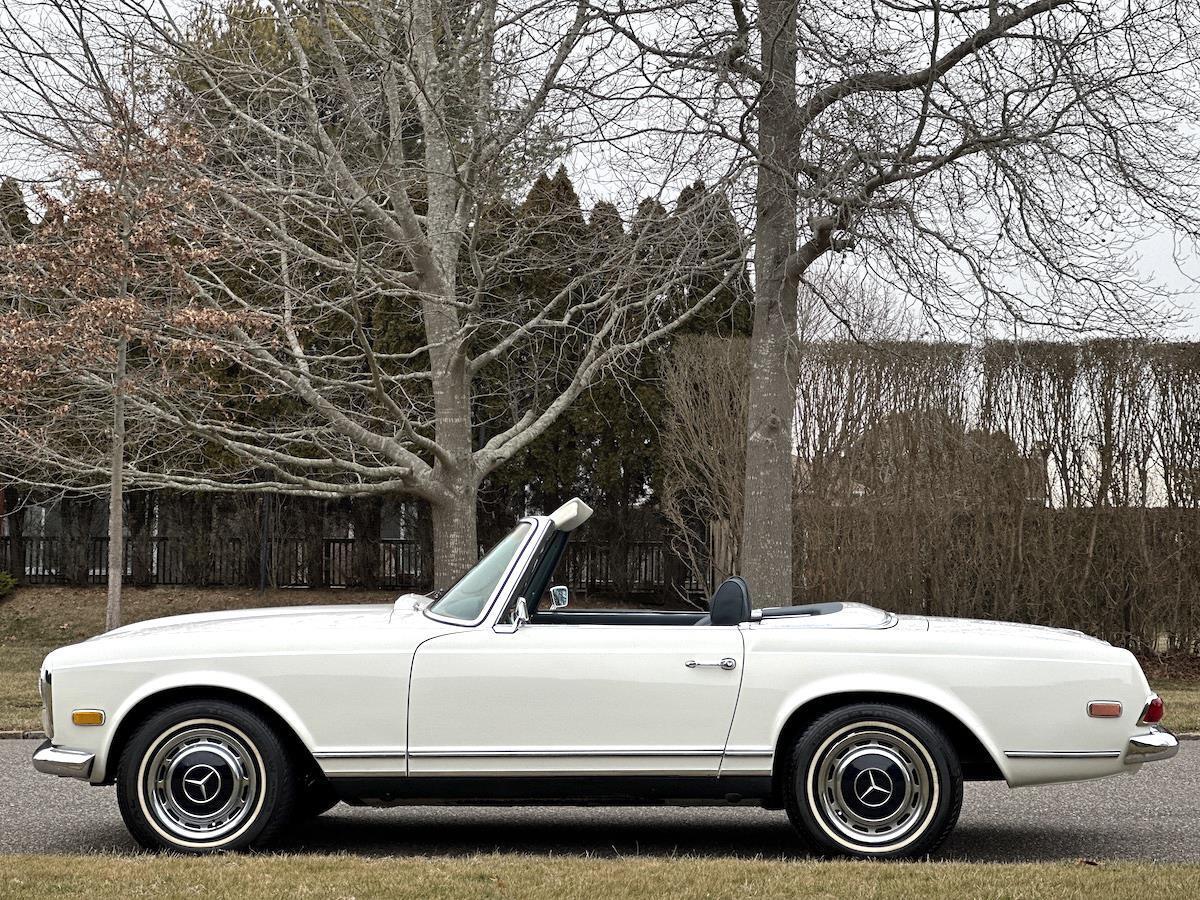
[0,854,1197,900]
[1,585,1198,733]
[1156,680,1200,735]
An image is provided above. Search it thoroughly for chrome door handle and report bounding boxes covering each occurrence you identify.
[685,658,737,670]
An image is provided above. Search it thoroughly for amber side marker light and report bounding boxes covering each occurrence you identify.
[1087,701,1122,719]
[71,709,105,726]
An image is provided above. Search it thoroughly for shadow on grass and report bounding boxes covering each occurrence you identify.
[273,807,1121,863]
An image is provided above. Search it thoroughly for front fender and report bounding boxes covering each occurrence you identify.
[89,670,317,783]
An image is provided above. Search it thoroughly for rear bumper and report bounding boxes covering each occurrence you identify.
[32,739,95,779]
[1124,727,1179,765]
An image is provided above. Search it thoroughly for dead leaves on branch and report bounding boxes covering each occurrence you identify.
[0,127,274,411]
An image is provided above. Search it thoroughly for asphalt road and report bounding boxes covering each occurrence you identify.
[1,739,1196,861]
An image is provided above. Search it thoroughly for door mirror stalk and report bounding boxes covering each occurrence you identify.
[495,597,529,634]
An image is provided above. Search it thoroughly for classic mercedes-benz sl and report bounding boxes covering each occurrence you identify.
[33,498,1178,857]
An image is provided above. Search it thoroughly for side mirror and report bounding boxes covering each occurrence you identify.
[549,585,569,609]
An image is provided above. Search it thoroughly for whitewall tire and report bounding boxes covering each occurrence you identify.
[785,703,963,859]
[117,700,299,852]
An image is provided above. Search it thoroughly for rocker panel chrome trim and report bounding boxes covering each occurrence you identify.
[408,748,726,758]
[1003,749,1121,759]
[314,751,408,759]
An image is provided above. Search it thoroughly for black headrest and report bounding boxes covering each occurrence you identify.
[709,576,751,626]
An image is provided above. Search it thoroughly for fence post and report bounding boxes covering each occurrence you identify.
[350,497,381,589]
[127,490,154,586]
[61,496,94,585]
[258,492,272,591]
[3,487,25,583]
[305,497,326,589]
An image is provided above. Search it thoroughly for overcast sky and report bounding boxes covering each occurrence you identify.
[2,0,1197,342]
[1137,231,1200,337]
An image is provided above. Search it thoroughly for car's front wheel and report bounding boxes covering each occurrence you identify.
[785,703,963,859]
[117,699,299,852]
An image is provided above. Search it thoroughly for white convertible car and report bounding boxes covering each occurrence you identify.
[34,499,1177,858]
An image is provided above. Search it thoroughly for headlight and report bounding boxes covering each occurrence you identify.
[39,671,53,740]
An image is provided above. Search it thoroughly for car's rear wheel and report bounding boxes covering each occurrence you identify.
[785,703,962,859]
[117,699,299,852]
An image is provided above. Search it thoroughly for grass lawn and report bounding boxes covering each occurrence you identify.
[0,855,1197,900]
[1,585,1198,734]
[1155,680,1200,735]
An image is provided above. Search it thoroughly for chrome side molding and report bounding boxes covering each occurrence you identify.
[1005,749,1121,759]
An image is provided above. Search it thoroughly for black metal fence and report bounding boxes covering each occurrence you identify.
[0,535,431,590]
[0,535,689,596]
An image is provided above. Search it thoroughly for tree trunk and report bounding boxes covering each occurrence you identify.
[427,325,477,587]
[740,0,799,607]
[431,479,478,589]
[105,335,127,631]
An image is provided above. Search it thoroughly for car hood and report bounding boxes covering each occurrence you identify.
[95,602,398,640]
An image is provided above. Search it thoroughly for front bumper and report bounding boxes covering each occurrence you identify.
[32,740,95,779]
[1124,727,1179,765]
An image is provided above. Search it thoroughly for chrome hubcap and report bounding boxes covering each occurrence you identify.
[809,723,937,848]
[142,725,260,842]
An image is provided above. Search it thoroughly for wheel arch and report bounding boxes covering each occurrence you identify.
[766,690,1004,807]
[100,681,320,785]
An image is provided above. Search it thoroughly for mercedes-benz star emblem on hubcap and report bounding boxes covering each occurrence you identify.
[853,767,894,807]
[181,764,222,804]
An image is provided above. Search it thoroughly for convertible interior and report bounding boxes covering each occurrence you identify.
[528,568,842,627]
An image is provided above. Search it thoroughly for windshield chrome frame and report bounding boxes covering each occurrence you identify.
[422,516,553,628]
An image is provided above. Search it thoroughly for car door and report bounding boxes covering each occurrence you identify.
[406,621,745,777]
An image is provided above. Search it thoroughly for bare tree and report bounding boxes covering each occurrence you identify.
[605,0,1200,602]
[660,335,749,594]
[0,125,228,626]
[660,277,899,596]
[0,0,747,585]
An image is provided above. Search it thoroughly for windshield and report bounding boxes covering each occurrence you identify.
[427,523,533,622]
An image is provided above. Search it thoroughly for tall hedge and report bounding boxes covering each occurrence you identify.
[794,340,1200,652]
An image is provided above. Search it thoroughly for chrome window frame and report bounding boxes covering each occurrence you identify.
[422,516,552,628]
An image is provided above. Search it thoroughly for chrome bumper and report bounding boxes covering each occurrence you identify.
[32,739,95,779]
[1124,728,1179,765]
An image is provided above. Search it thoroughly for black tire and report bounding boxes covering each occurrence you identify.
[116,699,300,853]
[785,703,963,860]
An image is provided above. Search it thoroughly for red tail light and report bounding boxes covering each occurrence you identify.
[1140,696,1165,725]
